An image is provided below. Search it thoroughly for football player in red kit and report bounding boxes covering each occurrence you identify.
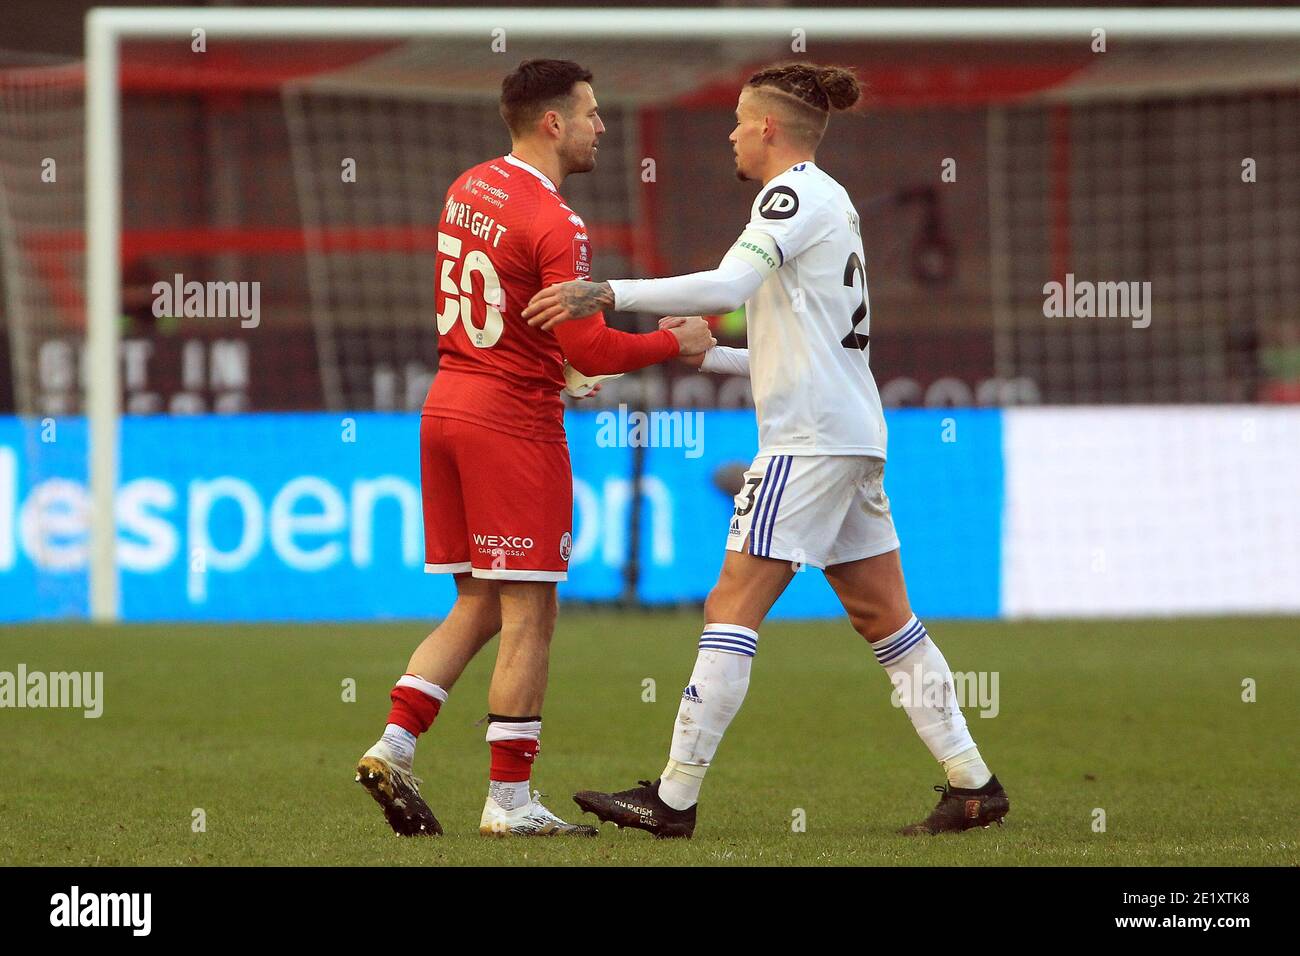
[355,59,715,836]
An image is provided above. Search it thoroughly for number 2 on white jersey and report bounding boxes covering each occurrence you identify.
[437,231,503,349]
[841,251,870,351]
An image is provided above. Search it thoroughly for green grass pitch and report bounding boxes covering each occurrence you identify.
[1,612,1296,866]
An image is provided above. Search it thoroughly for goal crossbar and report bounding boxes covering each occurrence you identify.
[87,7,1300,41]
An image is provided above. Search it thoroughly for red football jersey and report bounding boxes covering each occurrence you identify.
[424,154,599,442]
[424,153,678,442]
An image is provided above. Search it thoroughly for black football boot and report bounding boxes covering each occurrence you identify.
[573,779,697,839]
[899,775,1010,835]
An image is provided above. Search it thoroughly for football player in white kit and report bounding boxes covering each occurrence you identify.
[524,63,1009,838]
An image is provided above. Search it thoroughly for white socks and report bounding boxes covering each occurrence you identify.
[659,624,758,811]
[659,760,708,811]
[488,779,531,811]
[656,617,992,812]
[379,723,417,771]
[873,615,991,790]
[942,746,992,790]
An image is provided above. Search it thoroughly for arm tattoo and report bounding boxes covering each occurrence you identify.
[559,280,614,317]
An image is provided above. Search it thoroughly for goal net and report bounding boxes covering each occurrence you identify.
[0,11,1297,619]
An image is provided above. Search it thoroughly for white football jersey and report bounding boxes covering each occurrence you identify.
[738,161,886,459]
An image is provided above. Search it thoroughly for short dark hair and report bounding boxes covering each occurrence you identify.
[499,59,594,136]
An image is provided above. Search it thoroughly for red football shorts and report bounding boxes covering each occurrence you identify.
[420,414,573,581]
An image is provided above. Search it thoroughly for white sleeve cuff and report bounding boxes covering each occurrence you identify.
[700,346,750,376]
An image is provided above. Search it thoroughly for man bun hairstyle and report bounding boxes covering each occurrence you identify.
[500,58,594,136]
[745,62,862,145]
[814,66,864,111]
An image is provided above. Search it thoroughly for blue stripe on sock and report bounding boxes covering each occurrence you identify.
[698,634,758,652]
[702,629,759,643]
[698,641,756,657]
[877,626,929,665]
[878,626,927,662]
[874,618,923,658]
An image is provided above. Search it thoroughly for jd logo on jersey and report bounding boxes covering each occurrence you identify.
[759,185,799,220]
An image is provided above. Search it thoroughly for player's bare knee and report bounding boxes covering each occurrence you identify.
[447,595,502,642]
[528,587,558,632]
[703,588,761,632]
[536,601,558,640]
[499,584,558,644]
[474,605,503,641]
[451,576,501,635]
[854,603,914,643]
[849,606,888,643]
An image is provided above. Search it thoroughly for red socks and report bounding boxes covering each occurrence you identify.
[486,716,542,782]
[386,674,447,736]
[489,738,538,781]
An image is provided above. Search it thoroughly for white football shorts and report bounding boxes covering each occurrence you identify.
[725,454,900,569]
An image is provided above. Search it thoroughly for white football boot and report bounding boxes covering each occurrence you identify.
[479,790,599,837]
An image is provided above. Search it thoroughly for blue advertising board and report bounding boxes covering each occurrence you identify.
[0,410,1002,622]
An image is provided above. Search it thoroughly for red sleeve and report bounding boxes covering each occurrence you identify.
[534,204,680,375]
[554,315,680,376]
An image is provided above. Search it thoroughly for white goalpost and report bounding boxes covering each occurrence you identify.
[79,7,1300,620]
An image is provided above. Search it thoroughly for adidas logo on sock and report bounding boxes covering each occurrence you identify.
[682,684,703,704]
